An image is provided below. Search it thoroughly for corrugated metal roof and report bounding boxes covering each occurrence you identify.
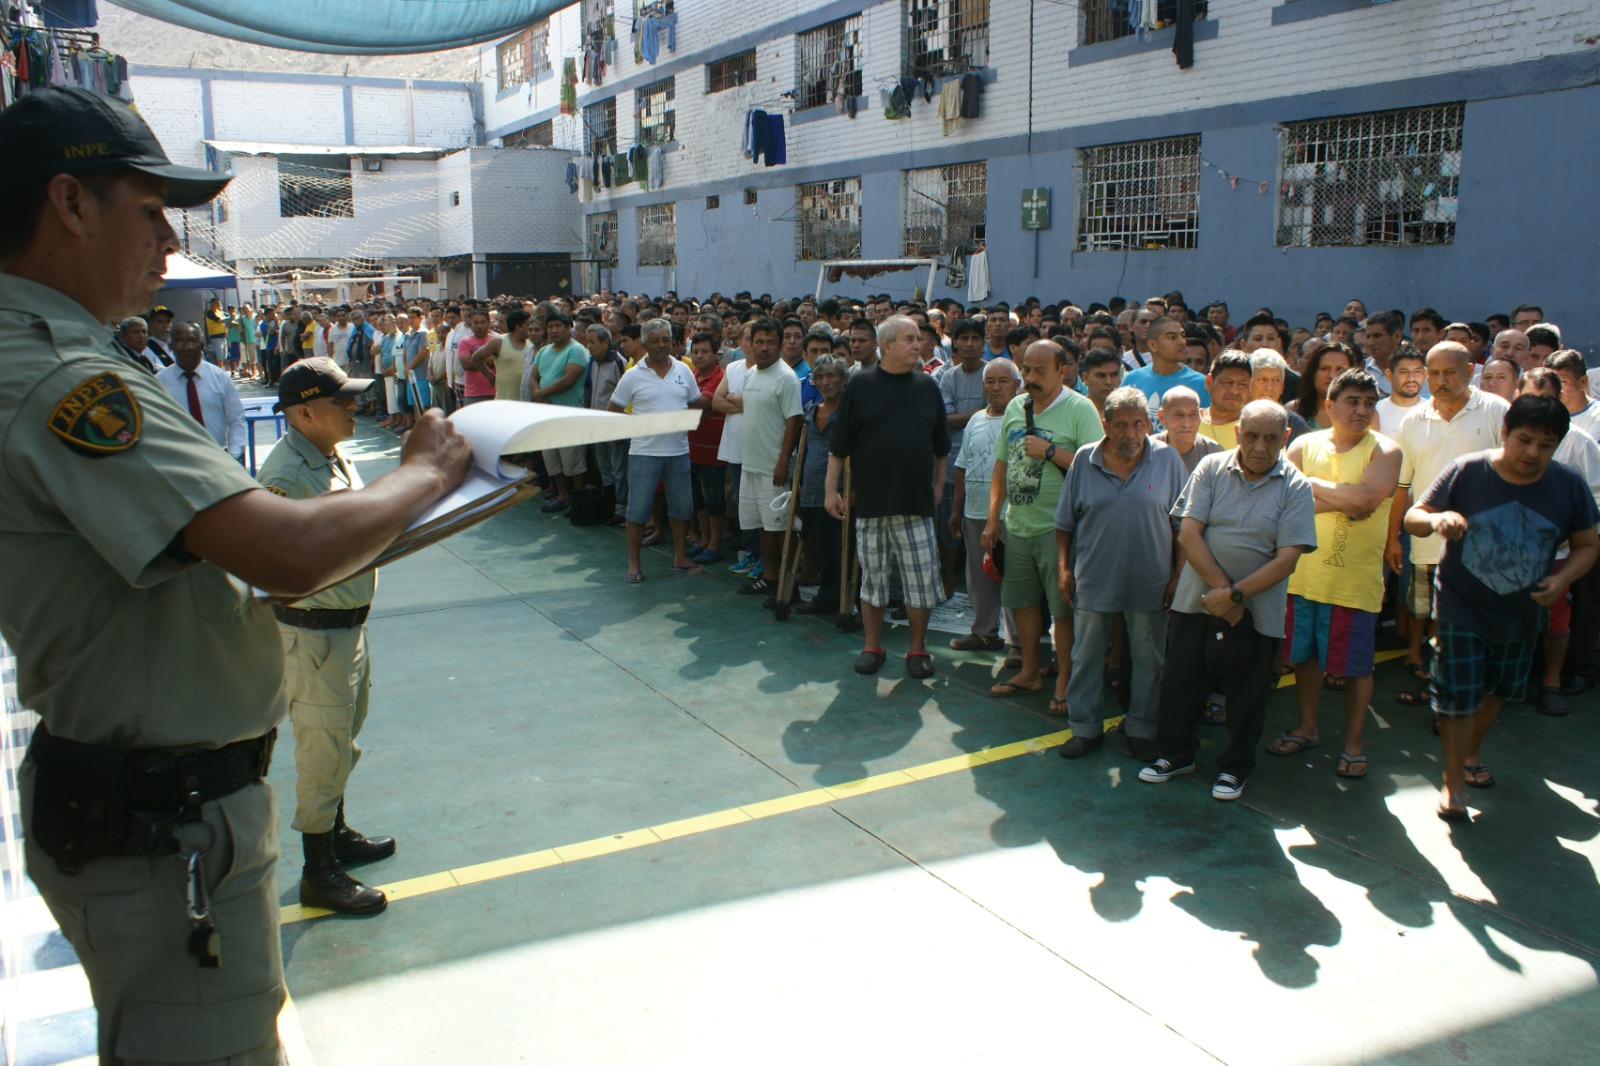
[205,140,455,158]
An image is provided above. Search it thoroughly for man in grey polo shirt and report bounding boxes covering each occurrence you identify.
[1140,400,1317,801]
[1055,387,1188,761]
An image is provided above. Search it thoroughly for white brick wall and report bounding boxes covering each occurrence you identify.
[352,87,411,143]
[481,0,1596,190]
[210,81,346,144]
[130,76,206,166]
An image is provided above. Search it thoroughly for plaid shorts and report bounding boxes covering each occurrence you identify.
[1431,621,1536,718]
[856,515,944,609]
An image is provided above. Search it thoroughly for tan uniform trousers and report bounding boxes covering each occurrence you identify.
[22,770,285,1065]
[279,622,371,834]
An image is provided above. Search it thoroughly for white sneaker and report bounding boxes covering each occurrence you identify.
[1138,758,1195,783]
[1212,773,1245,801]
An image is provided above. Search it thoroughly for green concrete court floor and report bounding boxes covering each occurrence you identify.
[266,419,1600,1065]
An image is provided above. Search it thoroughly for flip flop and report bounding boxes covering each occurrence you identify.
[1268,733,1320,756]
[1201,701,1227,725]
[1406,660,1432,682]
[623,571,645,584]
[1463,763,1495,789]
[1323,673,1347,691]
[639,535,662,547]
[1336,752,1368,779]
[990,680,1042,698]
[1437,794,1470,822]
[1047,696,1069,717]
[669,563,706,575]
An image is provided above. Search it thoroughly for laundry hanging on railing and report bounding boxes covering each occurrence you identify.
[633,2,676,65]
[743,109,786,167]
[2,14,133,109]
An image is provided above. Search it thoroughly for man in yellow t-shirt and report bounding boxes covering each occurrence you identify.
[1197,350,1252,450]
[1270,368,1402,778]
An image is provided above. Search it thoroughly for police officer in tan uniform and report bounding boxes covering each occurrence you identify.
[258,358,394,915]
[0,88,471,1064]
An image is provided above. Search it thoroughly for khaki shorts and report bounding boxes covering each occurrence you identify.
[543,444,588,476]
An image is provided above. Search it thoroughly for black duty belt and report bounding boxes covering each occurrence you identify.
[28,725,278,870]
[272,604,370,629]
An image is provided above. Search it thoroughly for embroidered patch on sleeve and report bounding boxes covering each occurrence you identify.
[48,372,142,457]
[263,485,290,497]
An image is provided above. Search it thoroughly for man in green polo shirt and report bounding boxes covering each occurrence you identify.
[258,357,399,916]
[982,339,1104,712]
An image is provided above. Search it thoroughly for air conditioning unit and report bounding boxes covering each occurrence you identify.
[362,157,384,173]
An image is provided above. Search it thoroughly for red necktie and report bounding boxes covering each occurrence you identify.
[184,371,205,426]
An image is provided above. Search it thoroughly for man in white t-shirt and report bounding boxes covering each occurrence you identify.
[1549,349,1600,441]
[324,306,354,368]
[949,357,1019,650]
[609,318,710,582]
[734,317,803,600]
[1375,344,1427,437]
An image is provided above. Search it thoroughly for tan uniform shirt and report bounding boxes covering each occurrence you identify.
[255,427,375,610]
[0,273,285,749]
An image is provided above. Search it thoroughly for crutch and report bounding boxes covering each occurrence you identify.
[837,459,861,632]
[772,425,808,621]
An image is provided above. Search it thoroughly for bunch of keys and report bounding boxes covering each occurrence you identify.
[184,850,221,969]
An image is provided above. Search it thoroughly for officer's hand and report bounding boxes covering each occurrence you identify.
[401,410,472,491]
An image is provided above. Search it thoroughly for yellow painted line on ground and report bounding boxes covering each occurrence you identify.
[279,719,1112,925]
[278,989,317,1066]
[280,652,1413,924]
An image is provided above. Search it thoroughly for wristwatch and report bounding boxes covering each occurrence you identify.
[1044,443,1058,462]
[1229,585,1244,604]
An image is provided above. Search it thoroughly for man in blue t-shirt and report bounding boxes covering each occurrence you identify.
[1123,316,1209,426]
[1405,395,1599,821]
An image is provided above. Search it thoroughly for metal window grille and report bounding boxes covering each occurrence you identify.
[636,77,676,146]
[904,0,989,77]
[902,162,985,258]
[1277,103,1464,248]
[587,211,619,268]
[277,155,354,219]
[1082,0,1207,46]
[707,50,758,93]
[638,203,676,267]
[496,32,528,92]
[797,17,863,110]
[504,119,553,148]
[585,98,617,158]
[797,178,863,261]
[1075,134,1201,252]
[706,195,720,209]
[529,23,552,78]
[745,188,759,205]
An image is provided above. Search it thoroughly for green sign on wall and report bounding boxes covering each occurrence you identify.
[1021,187,1051,230]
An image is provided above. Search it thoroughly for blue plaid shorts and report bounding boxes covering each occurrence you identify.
[1431,621,1536,718]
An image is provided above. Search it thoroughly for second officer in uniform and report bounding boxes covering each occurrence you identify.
[259,357,396,914]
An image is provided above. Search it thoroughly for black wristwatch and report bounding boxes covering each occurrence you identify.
[1044,443,1058,462]
[1229,585,1244,604]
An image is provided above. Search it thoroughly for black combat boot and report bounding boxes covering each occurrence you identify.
[333,799,396,866]
[300,831,387,915]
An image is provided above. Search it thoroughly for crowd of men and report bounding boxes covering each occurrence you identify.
[114,283,1600,821]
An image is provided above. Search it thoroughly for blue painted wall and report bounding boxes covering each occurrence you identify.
[600,68,1600,354]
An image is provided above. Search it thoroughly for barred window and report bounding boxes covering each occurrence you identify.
[797,17,863,110]
[1075,134,1200,252]
[587,211,619,268]
[504,119,553,148]
[638,203,676,267]
[905,0,989,77]
[902,162,985,259]
[797,178,863,261]
[1082,0,1207,46]
[496,33,527,92]
[585,98,617,158]
[278,155,353,219]
[708,50,758,93]
[529,24,552,78]
[636,77,676,146]
[1277,103,1464,248]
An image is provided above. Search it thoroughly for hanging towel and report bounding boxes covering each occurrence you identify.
[966,248,990,304]
[959,73,983,118]
[938,79,961,136]
[764,113,786,166]
[648,146,665,189]
[746,109,771,162]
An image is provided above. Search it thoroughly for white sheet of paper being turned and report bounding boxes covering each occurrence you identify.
[404,400,702,533]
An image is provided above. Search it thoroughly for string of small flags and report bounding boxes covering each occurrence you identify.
[1200,157,1269,195]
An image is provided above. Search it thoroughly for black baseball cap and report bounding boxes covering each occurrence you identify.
[274,357,374,413]
[0,87,231,207]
